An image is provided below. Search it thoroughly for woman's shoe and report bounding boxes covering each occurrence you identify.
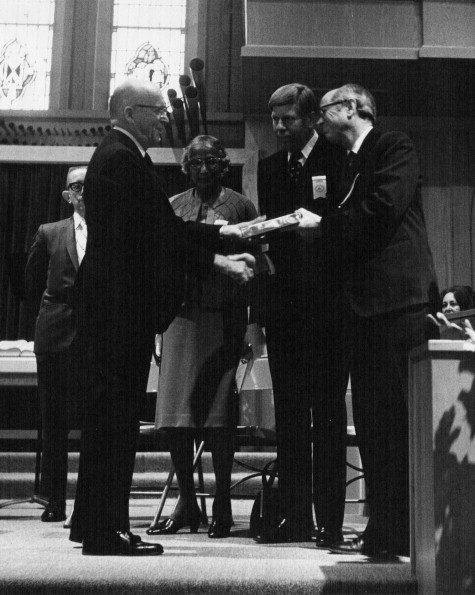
[146,514,200,535]
[208,519,231,538]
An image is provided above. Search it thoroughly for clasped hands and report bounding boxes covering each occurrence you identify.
[217,209,322,283]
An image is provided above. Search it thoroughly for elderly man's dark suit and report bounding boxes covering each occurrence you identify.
[71,129,222,545]
[258,136,350,538]
[322,128,439,553]
[25,218,80,508]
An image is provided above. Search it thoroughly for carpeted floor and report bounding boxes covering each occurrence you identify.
[0,498,416,594]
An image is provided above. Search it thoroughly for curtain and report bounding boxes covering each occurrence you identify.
[0,163,242,340]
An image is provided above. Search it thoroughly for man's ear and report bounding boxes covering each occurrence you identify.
[124,105,134,122]
[62,190,71,204]
[346,99,357,119]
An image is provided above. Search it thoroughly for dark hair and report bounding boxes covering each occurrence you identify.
[440,285,475,311]
[268,83,318,118]
[333,84,377,122]
[181,134,230,175]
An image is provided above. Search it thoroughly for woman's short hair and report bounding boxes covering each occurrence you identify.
[268,83,318,119]
[440,285,475,311]
[181,134,230,175]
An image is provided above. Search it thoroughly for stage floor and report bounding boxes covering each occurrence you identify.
[0,498,415,594]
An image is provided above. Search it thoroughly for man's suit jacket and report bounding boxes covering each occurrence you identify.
[75,129,221,350]
[25,218,79,354]
[322,128,438,317]
[257,136,340,320]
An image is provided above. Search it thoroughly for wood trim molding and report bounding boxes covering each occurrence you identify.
[0,146,256,166]
[241,45,420,60]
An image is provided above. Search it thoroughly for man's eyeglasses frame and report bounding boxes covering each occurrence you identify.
[133,104,169,118]
[68,182,84,193]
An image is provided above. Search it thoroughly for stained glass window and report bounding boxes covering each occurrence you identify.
[0,0,55,110]
[110,0,187,98]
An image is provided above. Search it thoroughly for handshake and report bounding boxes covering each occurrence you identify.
[216,209,323,284]
[214,216,265,285]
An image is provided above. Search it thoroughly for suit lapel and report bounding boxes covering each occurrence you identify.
[65,217,79,270]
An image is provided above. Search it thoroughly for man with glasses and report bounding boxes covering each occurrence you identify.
[25,166,88,524]
[296,83,439,556]
[70,79,255,556]
[256,83,349,545]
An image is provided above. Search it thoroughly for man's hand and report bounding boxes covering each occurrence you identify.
[219,216,266,239]
[213,253,256,284]
[294,207,322,240]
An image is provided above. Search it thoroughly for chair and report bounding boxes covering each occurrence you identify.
[138,332,365,531]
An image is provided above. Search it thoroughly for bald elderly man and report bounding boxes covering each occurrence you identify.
[70,79,255,556]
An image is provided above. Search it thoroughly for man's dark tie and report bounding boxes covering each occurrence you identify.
[340,151,356,196]
[288,151,303,184]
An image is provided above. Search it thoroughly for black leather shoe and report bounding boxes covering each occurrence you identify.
[255,518,312,543]
[82,532,163,556]
[208,519,231,538]
[146,514,200,535]
[41,504,66,523]
[329,535,394,557]
[315,529,343,548]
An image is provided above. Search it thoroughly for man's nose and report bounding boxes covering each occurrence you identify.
[274,118,286,130]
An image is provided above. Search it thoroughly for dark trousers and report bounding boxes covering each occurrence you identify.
[36,349,77,506]
[71,340,152,542]
[347,304,437,550]
[266,308,349,532]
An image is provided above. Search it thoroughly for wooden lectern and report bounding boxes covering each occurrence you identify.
[409,339,475,595]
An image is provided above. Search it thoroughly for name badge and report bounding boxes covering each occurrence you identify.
[312,175,327,200]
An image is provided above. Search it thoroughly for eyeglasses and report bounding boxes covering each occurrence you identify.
[68,182,84,193]
[318,100,346,116]
[189,157,222,170]
[134,104,169,118]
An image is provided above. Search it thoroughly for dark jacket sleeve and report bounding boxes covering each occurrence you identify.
[24,225,48,311]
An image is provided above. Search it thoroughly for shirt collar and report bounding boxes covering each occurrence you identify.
[73,212,86,229]
[288,130,318,163]
[114,126,146,157]
[350,125,373,154]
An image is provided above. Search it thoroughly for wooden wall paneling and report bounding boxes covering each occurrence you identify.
[49,0,74,111]
[244,0,421,52]
[92,0,114,111]
[421,0,475,58]
[422,186,453,292]
[204,0,244,114]
[69,0,114,111]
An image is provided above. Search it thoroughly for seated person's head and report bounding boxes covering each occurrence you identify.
[441,285,475,314]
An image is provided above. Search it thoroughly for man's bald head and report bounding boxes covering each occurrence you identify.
[109,79,168,149]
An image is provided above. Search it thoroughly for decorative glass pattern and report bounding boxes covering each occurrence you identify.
[0,0,55,110]
[110,0,187,97]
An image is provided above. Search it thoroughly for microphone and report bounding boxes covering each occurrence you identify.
[171,98,187,146]
[184,86,200,138]
[189,58,207,134]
